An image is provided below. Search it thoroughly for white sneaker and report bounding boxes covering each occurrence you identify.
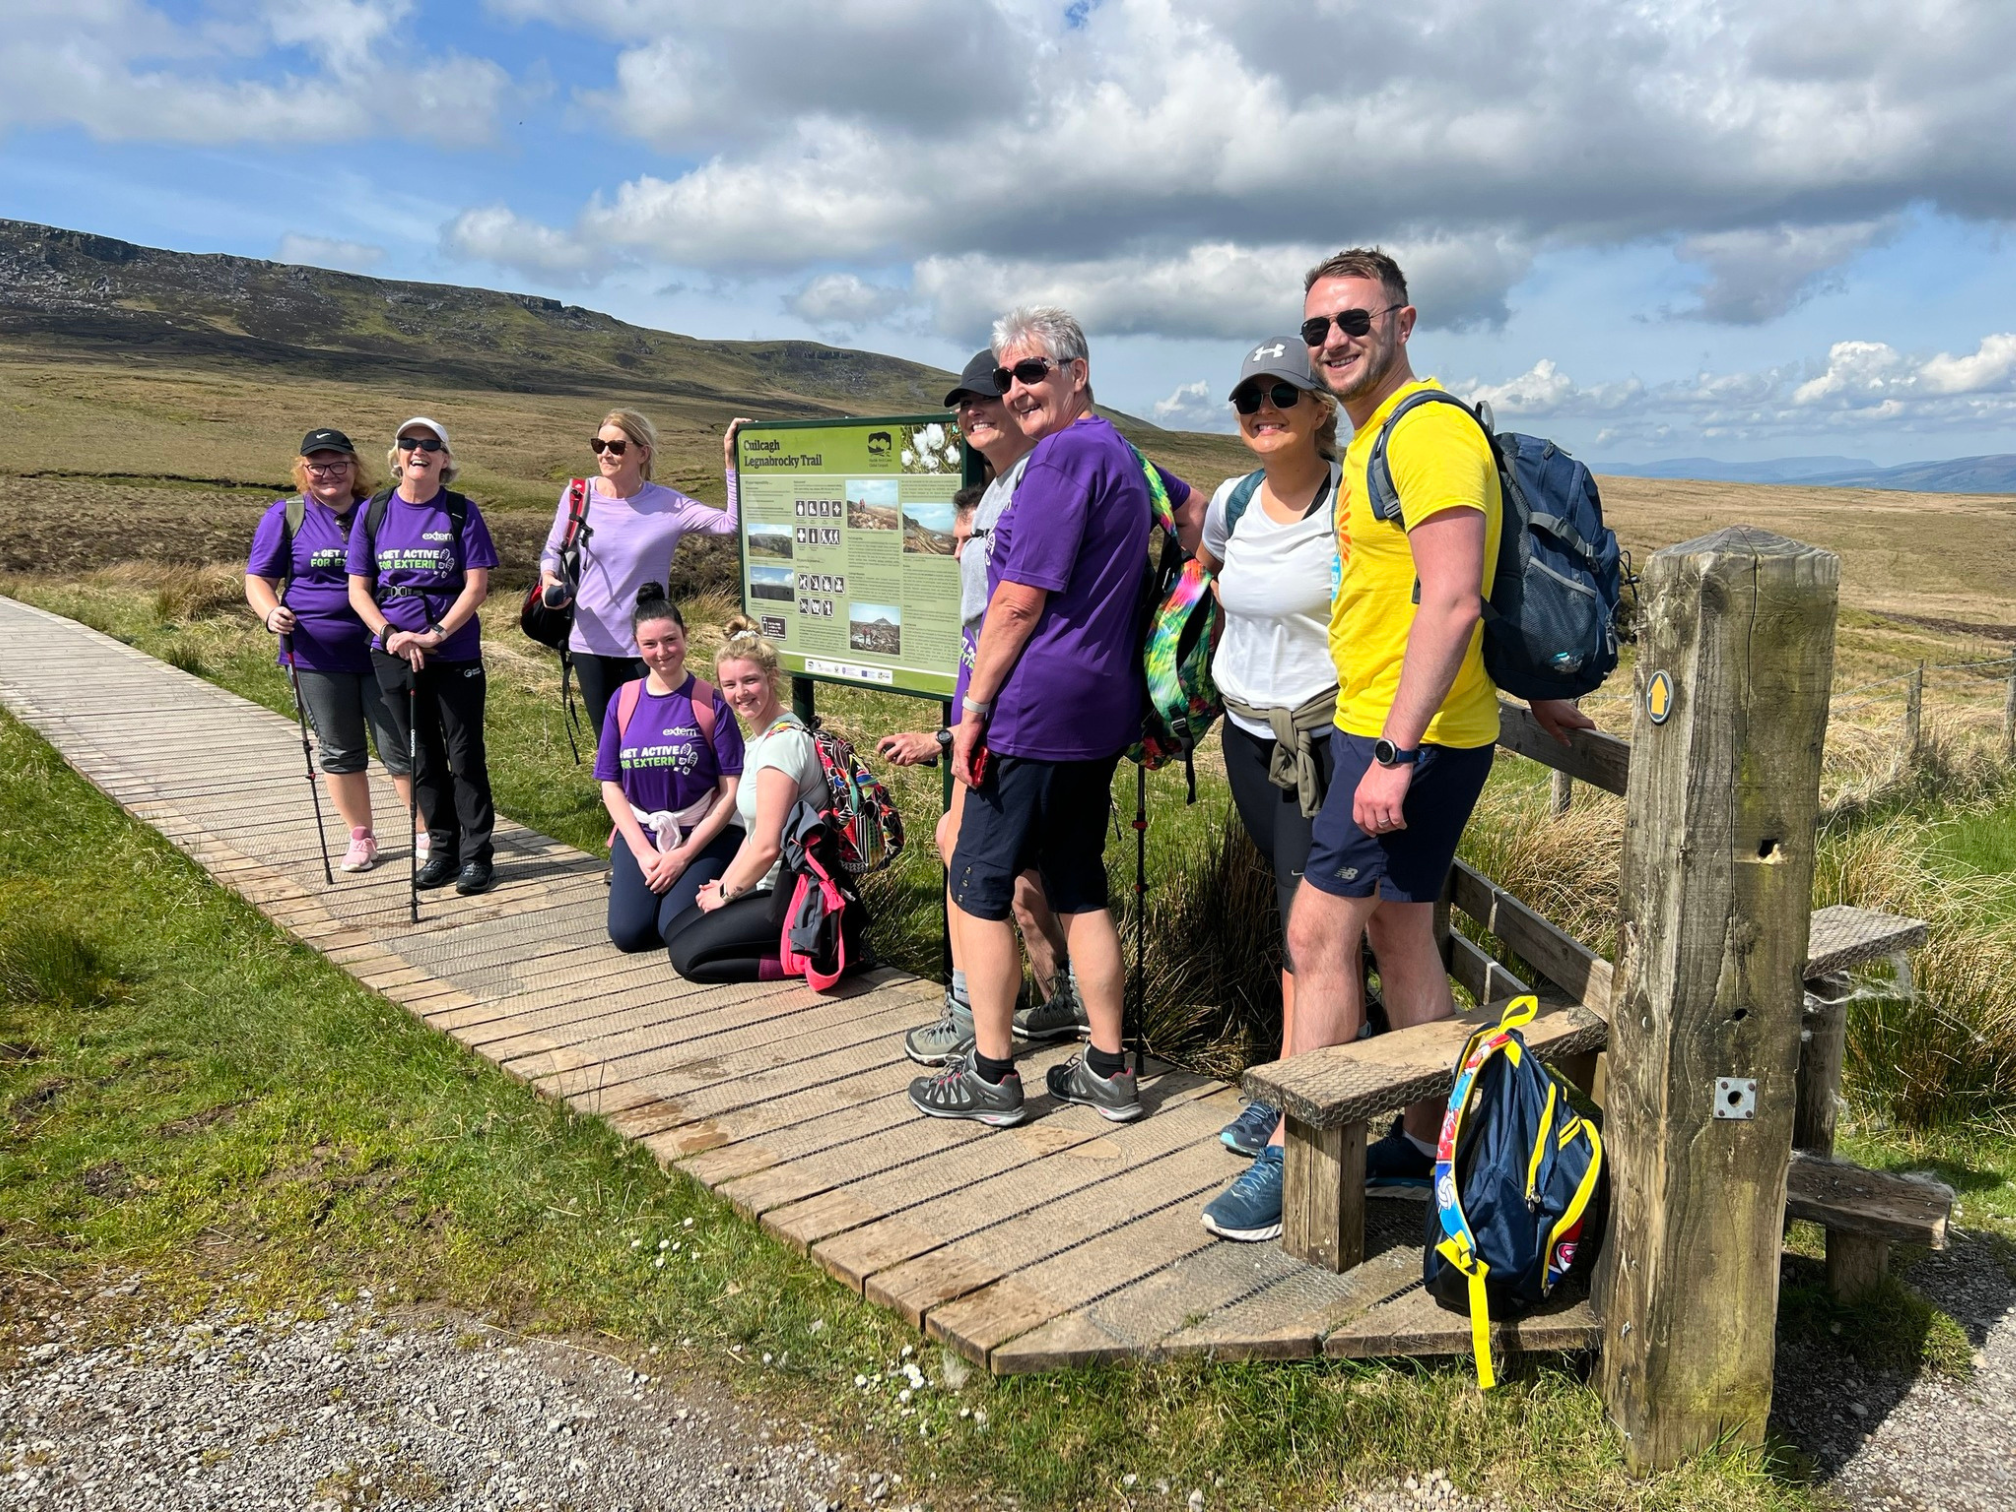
[415,831,431,863]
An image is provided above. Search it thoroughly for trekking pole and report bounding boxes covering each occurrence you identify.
[406,677,421,924]
[282,633,335,885]
[1131,762,1149,1077]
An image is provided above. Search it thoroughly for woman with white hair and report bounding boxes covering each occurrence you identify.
[346,416,502,896]
[539,408,748,738]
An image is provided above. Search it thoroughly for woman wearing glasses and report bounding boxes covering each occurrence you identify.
[1186,341,1343,1160]
[538,409,746,739]
[246,428,416,873]
[347,417,503,895]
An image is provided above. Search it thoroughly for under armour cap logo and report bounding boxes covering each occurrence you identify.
[1252,342,1286,361]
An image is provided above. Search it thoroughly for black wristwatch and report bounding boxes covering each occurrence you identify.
[427,620,448,639]
[1373,737,1420,768]
[934,728,954,751]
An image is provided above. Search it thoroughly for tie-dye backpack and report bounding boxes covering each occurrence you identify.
[1123,442,1222,800]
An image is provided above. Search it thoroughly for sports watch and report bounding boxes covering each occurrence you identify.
[1372,737,1420,768]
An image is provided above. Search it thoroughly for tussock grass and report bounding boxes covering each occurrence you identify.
[143,561,244,624]
[0,920,125,1014]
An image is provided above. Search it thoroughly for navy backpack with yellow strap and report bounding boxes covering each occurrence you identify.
[1424,995,1607,1389]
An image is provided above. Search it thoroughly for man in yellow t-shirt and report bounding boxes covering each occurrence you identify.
[1203,248,1592,1244]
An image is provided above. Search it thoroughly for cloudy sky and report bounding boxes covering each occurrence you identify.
[5,0,2015,464]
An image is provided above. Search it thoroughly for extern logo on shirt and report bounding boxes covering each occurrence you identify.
[422,530,454,543]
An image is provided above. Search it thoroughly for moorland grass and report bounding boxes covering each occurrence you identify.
[0,706,1829,1512]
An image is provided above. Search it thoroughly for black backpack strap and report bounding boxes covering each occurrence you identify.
[277,496,306,600]
[361,489,396,603]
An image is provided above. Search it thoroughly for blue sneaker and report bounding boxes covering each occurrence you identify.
[1364,1114,1434,1198]
[1201,1145,1284,1242]
[1219,1099,1280,1157]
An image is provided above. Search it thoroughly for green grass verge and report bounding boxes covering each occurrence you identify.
[0,702,1835,1511]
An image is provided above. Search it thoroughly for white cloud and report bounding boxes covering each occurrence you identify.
[782,274,916,333]
[1676,218,1902,324]
[0,0,509,147]
[277,233,385,273]
[1152,379,1234,433]
[442,206,617,283]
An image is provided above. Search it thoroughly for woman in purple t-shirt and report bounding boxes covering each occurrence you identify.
[245,427,414,874]
[347,417,503,896]
[539,409,745,737]
[598,586,746,952]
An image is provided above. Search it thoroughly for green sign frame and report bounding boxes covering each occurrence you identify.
[735,414,980,702]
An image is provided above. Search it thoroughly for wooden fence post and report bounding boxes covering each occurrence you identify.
[1550,768,1574,817]
[2002,662,2015,762]
[1594,527,1839,1472]
[1904,660,1923,757]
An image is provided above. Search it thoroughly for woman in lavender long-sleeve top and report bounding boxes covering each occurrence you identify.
[539,408,750,735]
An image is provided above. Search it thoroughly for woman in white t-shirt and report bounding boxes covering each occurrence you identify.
[664,616,828,982]
[1186,339,1343,1157]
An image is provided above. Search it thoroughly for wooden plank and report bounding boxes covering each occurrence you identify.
[1803,905,1928,978]
[1496,697,1630,795]
[1594,527,1839,1472]
[1826,1233,1889,1301]
[1794,974,1848,1156]
[1785,1151,1951,1247]
[1446,931,1532,1006]
[1242,998,1608,1131]
[1326,1282,1599,1359]
[1281,1117,1364,1273]
[1450,861,1611,1014]
[1155,1240,1423,1363]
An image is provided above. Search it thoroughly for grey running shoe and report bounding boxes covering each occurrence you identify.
[1045,1054,1143,1123]
[903,992,975,1067]
[908,1052,1026,1127]
[1013,977,1089,1042]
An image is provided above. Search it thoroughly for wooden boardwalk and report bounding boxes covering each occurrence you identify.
[0,595,1487,1373]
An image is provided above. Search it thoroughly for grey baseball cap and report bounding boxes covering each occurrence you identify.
[942,350,999,407]
[1228,338,1321,400]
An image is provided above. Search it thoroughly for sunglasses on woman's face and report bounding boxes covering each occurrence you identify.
[395,435,444,453]
[589,437,628,456]
[1299,304,1404,347]
[992,357,1061,393]
[1233,381,1306,416]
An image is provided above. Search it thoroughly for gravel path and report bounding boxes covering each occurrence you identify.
[1773,1233,2016,1510]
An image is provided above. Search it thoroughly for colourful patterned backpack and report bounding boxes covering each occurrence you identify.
[804,717,905,875]
[1123,442,1222,800]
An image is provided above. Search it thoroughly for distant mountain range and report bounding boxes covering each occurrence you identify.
[1594,453,2016,494]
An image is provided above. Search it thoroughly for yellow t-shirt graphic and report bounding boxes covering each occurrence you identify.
[1329,379,1502,749]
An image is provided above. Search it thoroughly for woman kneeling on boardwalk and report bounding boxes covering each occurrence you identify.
[346,417,502,896]
[598,585,745,952]
[662,617,827,983]
[245,427,415,872]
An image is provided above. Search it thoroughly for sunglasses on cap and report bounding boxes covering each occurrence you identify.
[1232,381,1307,415]
[992,356,1069,393]
[395,435,445,453]
[589,437,629,456]
[1299,304,1405,346]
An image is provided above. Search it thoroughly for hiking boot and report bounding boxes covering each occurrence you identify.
[1219,1099,1280,1157]
[908,1052,1026,1128]
[903,992,974,1067]
[415,852,458,890]
[455,859,497,896]
[1202,1145,1283,1242]
[1045,1054,1143,1123]
[1364,1114,1434,1198]
[1013,978,1089,1042]
[339,827,378,873]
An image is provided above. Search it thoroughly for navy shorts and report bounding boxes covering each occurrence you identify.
[1303,733,1494,903]
[949,753,1118,921]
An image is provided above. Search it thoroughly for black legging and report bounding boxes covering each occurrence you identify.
[573,652,647,743]
[373,651,495,867]
[1222,719,1334,973]
[607,825,743,952]
[664,883,793,983]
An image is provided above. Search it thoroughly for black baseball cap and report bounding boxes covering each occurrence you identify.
[299,427,357,456]
[942,350,999,407]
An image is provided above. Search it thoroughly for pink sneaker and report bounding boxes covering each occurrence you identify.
[340,827,379,873]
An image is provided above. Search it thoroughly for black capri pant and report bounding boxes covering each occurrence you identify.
[573,652,647,744]
[296,668,410,777]
[607,826,743,953]
[664,881,793,983]
[1222,720,1334,974]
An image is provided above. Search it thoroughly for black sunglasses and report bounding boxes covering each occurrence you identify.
[589,437,628,456]
[992,357,1065,393]
[1232,381,1306,415]
[1299,304,1405,346]
[395,435,444,453]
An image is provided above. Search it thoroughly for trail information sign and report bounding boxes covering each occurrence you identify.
[736,415,968,699]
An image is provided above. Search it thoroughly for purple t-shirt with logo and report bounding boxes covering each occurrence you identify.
[344,490,501,662]
[593,674,746,816]
[246,497,373,675]
[983,415,1190,761]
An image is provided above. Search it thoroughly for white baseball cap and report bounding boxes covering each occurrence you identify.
[395,416,450,448]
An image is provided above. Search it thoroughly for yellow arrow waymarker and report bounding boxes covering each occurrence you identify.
[1646,669,1674,725]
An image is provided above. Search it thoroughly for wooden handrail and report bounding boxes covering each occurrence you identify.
[1449,860,1614,1016]
[1496,697,1631,795]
